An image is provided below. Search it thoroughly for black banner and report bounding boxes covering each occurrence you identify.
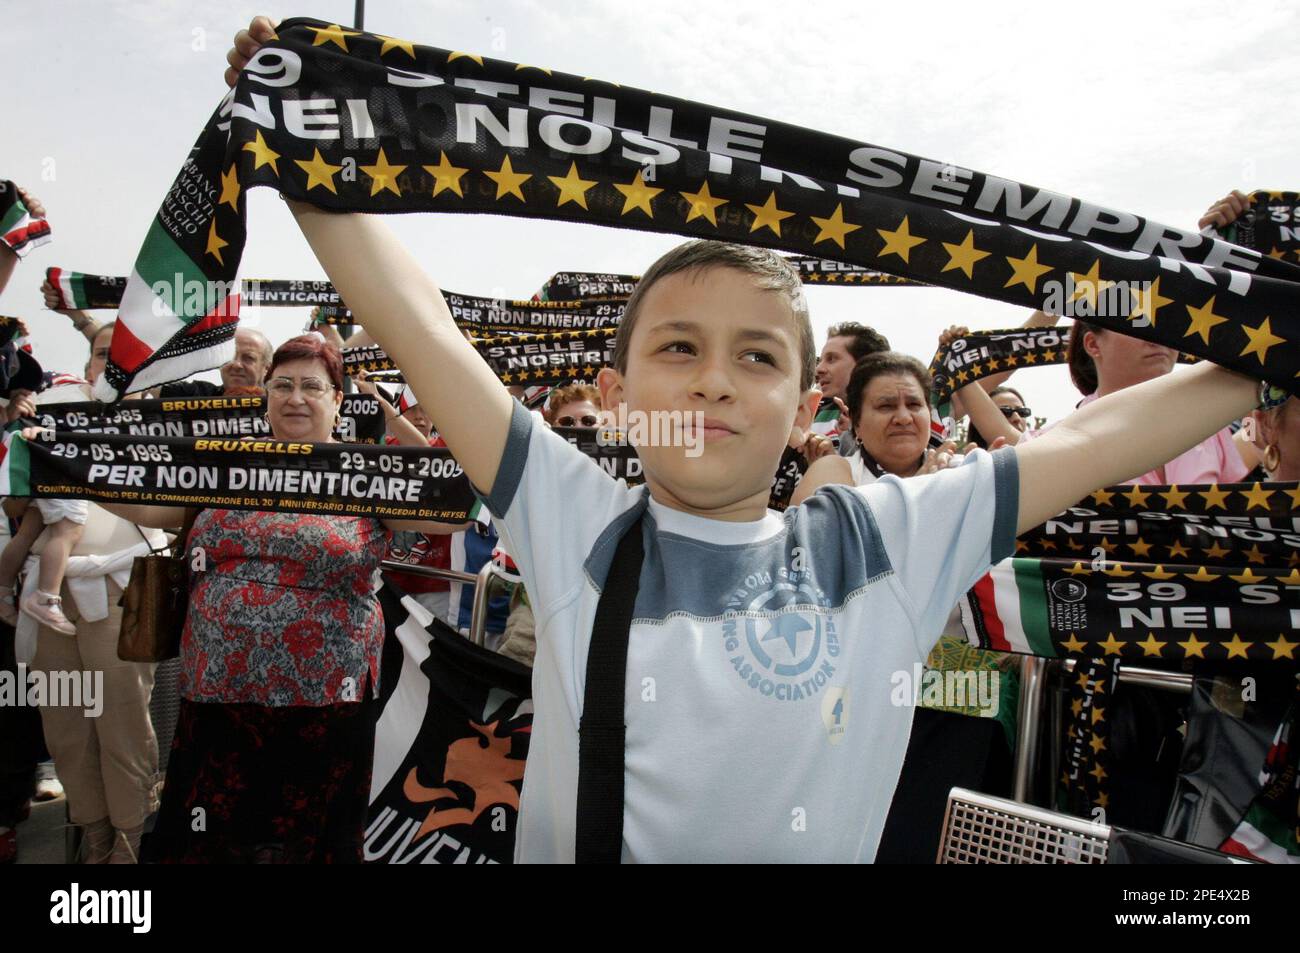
[343,327,617,385]
[44,268,344,312]
[100,16,1300,400]
[28,394,386,444]
[318,289,626,334]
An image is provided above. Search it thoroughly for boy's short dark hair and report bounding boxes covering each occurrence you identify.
[612,241,816,391]
[826,322,891,362]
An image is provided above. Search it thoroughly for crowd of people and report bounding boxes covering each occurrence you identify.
[0,16,1293,864]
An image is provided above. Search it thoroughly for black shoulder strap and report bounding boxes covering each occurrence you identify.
[575,512,645,864]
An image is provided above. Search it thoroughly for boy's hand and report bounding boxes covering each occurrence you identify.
[1198,190,1250,231]
[226,16,279,88]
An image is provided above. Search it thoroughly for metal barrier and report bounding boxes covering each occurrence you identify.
[379,559,516,648]
[937,787,1111,864]
[1013,658,1195,804]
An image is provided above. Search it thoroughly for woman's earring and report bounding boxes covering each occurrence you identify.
[1264,443,1281,474]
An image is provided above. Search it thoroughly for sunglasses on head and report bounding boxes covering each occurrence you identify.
[999,406,1032,418]
[557,414,601,427]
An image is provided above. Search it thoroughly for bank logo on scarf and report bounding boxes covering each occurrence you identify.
[0,182,50,258]
[97,17,1300,399]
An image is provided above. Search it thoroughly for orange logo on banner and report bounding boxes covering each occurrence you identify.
[403,721,526,838]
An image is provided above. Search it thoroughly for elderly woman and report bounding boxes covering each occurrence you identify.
[94,334,458,862]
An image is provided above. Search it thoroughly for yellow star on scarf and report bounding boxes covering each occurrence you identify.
[1239,316,1285,365]
[1004,244,1053,293]
[242,131,280,174]
[375,34,416,58]
[1090,734,1107,754]
[954,369,969,384]
[1004,354,1019,367]
[1178,633,1207,658]
[548,162,597,209]
[1061,633,1087,654]
[204,219,228,265]
[986,357,1001,371]
[1280,568,1300,586]
[447,51,484,65]
[1183,295,1229,345]
[1103,563,1133,577]
[1159,485,1188,509]
[1021,351,1038,364]
[1166,540,1190,560]
[218,164,241,211]
[485,156,531,201]
[515,63,552,75]
[745,192,794,236]
[1239,482,1274,510]
[1223,634,1253,659]
[876,216,925,263]
[1143,565,1176,580]
[1267,246,1288,260]
[1123,484,1151,508]
[361,148,407,197]
[1091,488,1115,506]
[809,203,861,249]
[1229,568,1263,584]
[295,149,343,194]
[1128,277,1173,326]
[1091,706,1107,725]
[612,170,662,217]
[1202,541,1231,561]
[680,181,727,226]
[1288,487,1300,510]
[1071,699,1084,718]
[1128,538,1152,558]
[1096,537,1116,554]
[941,230,990,279]
[1065,562,1090,576]
[1198,484,1229,509]
[310,23,360,51]
[423,152,468,198]
[1243,544,1266,565]
[1089,762,1107,781]
[1137,633,1166,657]
[1041,348,1058,361]
[1068,260,1114,310]
[1265,634,1297,660]
[1099,633,1125,656]
[1185,566,1220,583]
[825,273,840,282]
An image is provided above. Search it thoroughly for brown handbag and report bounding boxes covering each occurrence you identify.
[117,509,199,663]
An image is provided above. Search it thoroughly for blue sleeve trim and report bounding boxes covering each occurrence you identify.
[473,399,533,519]
[989,447,1020,563]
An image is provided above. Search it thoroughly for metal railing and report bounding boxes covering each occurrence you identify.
[380,559,516,647]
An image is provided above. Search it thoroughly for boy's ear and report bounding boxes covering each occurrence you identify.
[596,366,624,412]
[788,388,822,448]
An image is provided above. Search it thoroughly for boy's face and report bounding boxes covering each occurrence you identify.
[598,266,819,520]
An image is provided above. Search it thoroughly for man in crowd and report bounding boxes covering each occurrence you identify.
[811,322,890,452]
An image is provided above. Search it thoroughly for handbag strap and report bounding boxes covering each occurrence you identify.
[575,512,645,864]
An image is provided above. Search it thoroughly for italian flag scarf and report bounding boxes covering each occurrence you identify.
[0,182,51,258]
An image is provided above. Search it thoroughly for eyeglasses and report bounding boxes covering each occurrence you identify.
[267,377,334,398]
[999,406,1032,419]
[557,414,601,427]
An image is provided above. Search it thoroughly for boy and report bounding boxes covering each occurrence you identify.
[228,18,1262,861]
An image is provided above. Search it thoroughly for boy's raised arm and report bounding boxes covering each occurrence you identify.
[1013,362,1259,533]
[227,18,512,497]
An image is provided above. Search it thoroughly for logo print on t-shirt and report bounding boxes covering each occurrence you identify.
[722,578,840,702]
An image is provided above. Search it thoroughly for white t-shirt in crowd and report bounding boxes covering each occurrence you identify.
[478,401,1019,862]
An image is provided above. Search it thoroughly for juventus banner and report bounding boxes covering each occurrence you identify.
[1213,190,1300,263]
[97,16,1300,399]
[366,582,531,864]
[343,328,616,385]
[44,268,344,311]
[29,393,386,444]
[927,326,1199,404]
[318,289,626,333]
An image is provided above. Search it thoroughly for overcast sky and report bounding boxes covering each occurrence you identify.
[3,0,1295,421]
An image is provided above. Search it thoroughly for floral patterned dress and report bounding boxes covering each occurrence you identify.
[147,510,391,864]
